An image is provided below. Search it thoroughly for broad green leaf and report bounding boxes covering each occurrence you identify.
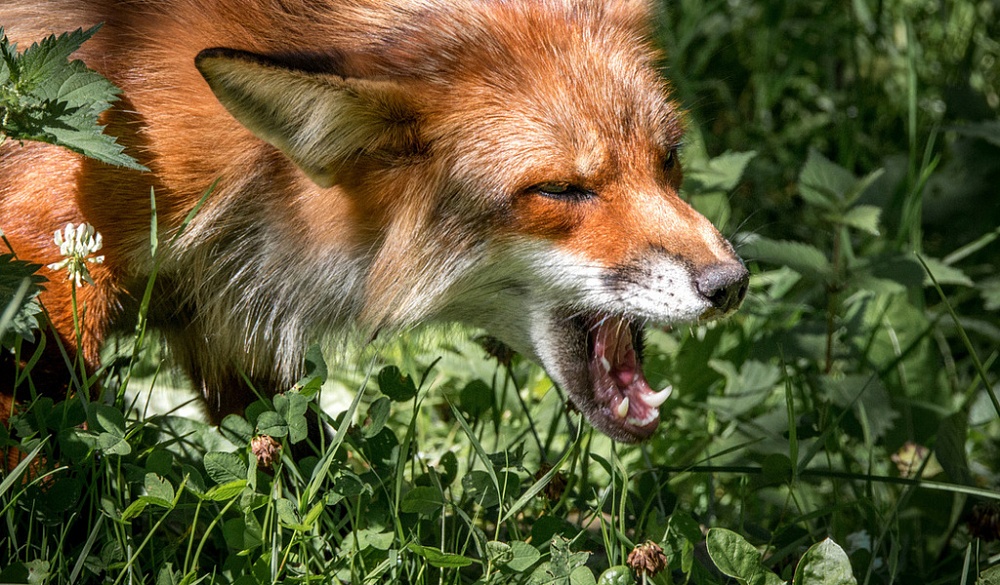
[835,204,881,235]
[597,566,635,585]
[97,432,131,456]
[742,236,832,280]
[203,479,247,502]
[219,414,254,447]
[920,256,973,287]
[0,254,45,346]
[979,564,1000,585]
[405,543,474,568]
[379,365,418,402]
[0,26,146,169]
[294,344,328,395]
[792,538,857,585]
[275,498,310,530]
[363,396,392,438]
[204,451,247,484]
[120,499,149,522]
[93,404,126,437]
[570,566,597,585]
[144,473,175,505]
[685,150,758,192]
[506,540,542,572]
[255,411,288,437]
[487,541,514,566]
[706,528,784,585]
[799,149,855,210]
[401,485,445,515]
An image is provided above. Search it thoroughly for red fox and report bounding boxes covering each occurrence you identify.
[1,0,748,442]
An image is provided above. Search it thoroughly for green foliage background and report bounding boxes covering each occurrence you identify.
[1,1,999,584]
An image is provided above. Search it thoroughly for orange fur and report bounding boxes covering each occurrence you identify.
[0,0,749,441]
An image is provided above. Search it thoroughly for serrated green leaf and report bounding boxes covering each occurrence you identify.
[706,528,784,585]
[685,150,757,192]
[0,26,146,170]
[920,256,973,287]
[0,254,45,346]
[742,237,832,279]
[792,538,857,585]
[799,149,855,210]
[835,204,881,235]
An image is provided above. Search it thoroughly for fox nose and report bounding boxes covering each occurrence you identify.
[696,263,750,314]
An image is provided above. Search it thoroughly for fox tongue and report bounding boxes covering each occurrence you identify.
[589,316,668,427]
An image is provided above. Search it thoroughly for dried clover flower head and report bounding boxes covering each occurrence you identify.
[627,540,668,577]
[251,435,281,469]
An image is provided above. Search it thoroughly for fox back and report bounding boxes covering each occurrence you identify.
[0,0,748,441]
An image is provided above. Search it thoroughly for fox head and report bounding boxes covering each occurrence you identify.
[194,0,748,442]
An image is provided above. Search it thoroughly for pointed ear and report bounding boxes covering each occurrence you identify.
[195,48,421,188]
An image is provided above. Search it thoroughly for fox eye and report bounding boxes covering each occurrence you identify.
[534,182,594,201]
[664,148,678,171]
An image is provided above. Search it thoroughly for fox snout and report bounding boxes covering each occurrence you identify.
[695,262,750,317]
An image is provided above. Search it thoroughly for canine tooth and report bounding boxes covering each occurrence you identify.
[641,385,673,408]
[600,356,612,373]
[616,397,630,419]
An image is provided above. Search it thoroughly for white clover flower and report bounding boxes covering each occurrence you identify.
[47,222,105,288]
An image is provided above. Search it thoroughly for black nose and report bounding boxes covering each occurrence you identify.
[696,263,750,314]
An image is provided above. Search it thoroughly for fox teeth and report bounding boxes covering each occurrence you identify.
[615,396,630,419]
[628,409,659,427]
[641,385,673,408]
[600,356,612,373]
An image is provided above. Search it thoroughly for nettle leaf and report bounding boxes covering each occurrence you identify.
[0,254,45,346]
[920,256,974,287]
[742,236,832,280]
[835,204,881,235]
[684,150,758,193]
[799,149,855,210]
[981,275,1000,311]
[792,538,857,585]
[0,26,146,170]
[706,528,784,585]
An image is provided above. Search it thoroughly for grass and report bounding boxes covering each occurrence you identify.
[3,0,1000,583]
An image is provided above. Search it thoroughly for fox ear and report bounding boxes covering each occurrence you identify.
[195,48,421,188]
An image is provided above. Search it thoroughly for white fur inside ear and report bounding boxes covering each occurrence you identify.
[196,50,415,187]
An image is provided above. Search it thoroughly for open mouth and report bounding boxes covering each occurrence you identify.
[546,313,672,442]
